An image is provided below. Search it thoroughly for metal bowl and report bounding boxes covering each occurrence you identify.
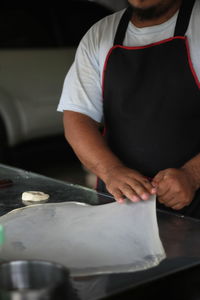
[0,260,76,300]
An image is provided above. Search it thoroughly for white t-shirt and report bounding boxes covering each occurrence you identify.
[57,0,200,123]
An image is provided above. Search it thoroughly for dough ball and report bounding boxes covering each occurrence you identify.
[22,191,49,206]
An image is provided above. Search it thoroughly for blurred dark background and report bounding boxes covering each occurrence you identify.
[0,0,127,187]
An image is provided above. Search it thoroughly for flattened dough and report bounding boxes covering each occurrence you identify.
[0,196,165,276]
[22,191,49,205]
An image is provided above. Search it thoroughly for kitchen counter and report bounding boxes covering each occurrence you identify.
[0,163,200,299]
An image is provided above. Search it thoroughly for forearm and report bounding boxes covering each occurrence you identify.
[63,111,123,181]
[63,111,156,202]
[181,153,200,190]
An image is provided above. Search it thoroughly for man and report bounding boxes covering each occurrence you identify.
[58,0,200,218]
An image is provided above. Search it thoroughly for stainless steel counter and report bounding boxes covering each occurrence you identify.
[0,163,200,299]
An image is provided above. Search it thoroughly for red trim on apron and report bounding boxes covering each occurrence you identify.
[185,37,200,89]
[102,36,200,97]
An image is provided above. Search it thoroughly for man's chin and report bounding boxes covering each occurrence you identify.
[130,0,176,21]
[128,0,161,10]
[131,5,162,20]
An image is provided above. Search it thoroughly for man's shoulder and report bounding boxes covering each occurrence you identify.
[190,0,200,31]
[194,0,200,15]
[88,9,125,39]
[79,9,125,53]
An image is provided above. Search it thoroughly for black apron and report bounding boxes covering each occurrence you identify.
[97,0,200,218]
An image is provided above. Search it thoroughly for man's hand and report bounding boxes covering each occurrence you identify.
[63,111,157,204]
[153,168,197,210]
[103,165,157,203]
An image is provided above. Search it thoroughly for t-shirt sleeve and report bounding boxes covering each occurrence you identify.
[57,25,103,123]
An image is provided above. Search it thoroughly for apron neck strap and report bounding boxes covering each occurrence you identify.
[174,0,196,36]
[114,0,196,46]
[114,6,133,46]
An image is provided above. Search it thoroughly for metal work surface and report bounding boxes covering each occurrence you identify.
[0,163,200,299]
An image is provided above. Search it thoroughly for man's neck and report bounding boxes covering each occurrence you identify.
[131,0,182,28]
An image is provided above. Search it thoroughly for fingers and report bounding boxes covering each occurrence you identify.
[120,183,142,202]
[158,193,185,210]
[112,189,127,204]
[104,166,157,204]
[171,203,186,210]
[157,177,183,209]
[127,175,157,196]
[153,171,165,185]
[142,179,157,195]
[158,189,190,210]
[158,194,176,206]
[112,187,140,204]
[123,180,148,200]
[108,185,142,203]
[152,168,195,211]
[108,179,156,204]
